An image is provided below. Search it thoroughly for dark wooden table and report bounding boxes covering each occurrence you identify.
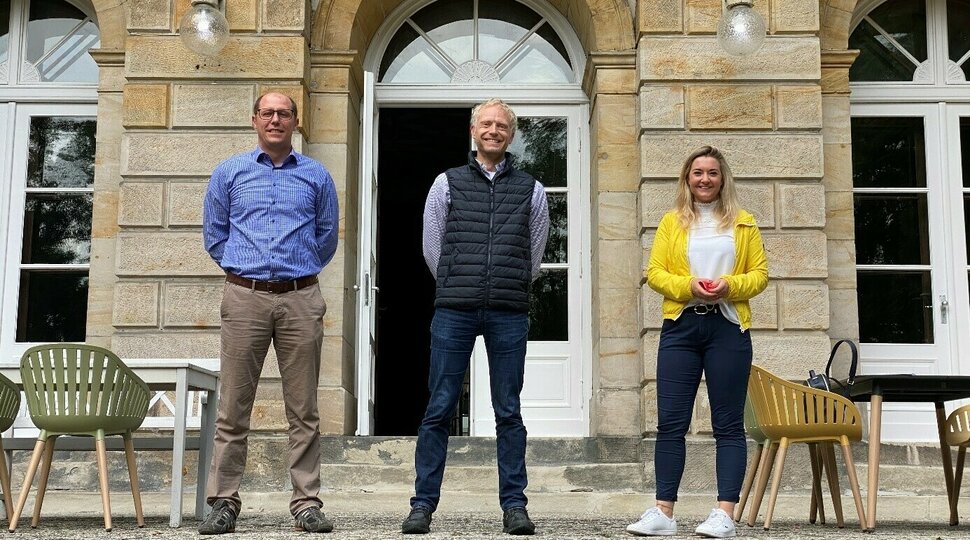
[848,374,970,529]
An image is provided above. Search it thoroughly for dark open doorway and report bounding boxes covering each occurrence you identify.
[373,107,470,435]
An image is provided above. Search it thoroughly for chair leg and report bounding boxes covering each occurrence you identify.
[735,440,765,522]
[839,439,868,531]
[809,443,825,525]
[747,442,777,527]
[9,439,46,532]
[123,434,145,527]
[951,446,966,526]
[822,442,845,528]
[95,437,113,532]
[31,437,57,528]
[0,440,11,523]
[763,440,790,530]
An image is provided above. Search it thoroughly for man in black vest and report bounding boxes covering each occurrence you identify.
[402,99,549,536]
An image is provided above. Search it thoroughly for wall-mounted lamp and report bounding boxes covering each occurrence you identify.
[716,0,766,56]
[179,0,229,56]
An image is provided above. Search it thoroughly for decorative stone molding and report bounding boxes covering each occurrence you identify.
[820,50,859,94]
[582,50,636,97]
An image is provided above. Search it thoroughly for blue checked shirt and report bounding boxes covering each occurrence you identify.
[203,148,339,281]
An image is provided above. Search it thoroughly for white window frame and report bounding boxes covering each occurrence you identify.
[0,103,97,363]
[0,0,99,363]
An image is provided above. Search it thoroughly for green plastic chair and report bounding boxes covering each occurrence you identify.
[0,373,22,523]
[9,344,150,532]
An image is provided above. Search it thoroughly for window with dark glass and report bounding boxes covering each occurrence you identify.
[16,116,95,342]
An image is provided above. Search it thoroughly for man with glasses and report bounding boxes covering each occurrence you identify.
[401,99,549,536]
[200,92,339,534]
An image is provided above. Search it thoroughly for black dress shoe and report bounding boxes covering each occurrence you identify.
[503,507,535,535]
[402,506,432,534]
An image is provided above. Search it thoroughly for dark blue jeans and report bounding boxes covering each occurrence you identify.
[655,308,752,503]
[411,307,530,512]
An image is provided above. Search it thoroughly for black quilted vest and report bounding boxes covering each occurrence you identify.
[435,152,535,312]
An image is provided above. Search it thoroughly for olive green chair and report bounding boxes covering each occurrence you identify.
[9,344,150,532]
[0,373,21,523]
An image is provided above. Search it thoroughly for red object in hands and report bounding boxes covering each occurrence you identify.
[700,280,716,291]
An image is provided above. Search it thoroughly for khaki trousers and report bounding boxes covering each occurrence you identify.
[206,281,326,516]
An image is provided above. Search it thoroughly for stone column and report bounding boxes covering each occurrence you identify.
[306,49,362,435]
[584,51,643,437]
[636,0,832,436]
[821,49,861,349]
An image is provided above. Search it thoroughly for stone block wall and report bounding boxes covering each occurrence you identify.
[87,0,355,434]
[635,0,831,436]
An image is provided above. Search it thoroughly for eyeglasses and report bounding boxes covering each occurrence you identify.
[256,108,295,121]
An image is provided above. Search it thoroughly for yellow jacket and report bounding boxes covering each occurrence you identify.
[646,209,768,330]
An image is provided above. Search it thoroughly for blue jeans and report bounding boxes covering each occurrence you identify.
[655,308,752,503]
[411,307,530,512]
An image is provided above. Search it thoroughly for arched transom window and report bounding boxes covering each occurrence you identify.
[378,0,576,84]
[849,0,969,83]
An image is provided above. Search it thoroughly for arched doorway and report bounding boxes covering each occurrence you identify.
[355,0,591,437]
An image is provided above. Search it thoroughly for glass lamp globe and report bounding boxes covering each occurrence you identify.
[179,1,230,56]
[716,2,767,56]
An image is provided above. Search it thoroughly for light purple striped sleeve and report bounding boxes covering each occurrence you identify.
[422,173,450,277]
[530,181,550,281]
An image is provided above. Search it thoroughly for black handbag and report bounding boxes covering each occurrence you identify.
[806,339,858,397]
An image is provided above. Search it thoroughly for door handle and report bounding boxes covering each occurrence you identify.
[357,273,379,306]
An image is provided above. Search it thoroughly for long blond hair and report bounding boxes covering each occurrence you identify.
[674,146,739,231]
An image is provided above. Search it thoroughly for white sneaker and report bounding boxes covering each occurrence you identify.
[694,508,736,538]
[626,507,677,536]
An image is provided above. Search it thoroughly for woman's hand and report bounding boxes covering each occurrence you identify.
[691,278,729,302]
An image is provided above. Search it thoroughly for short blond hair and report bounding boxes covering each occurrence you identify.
[674,145,740,231]
[470,99,517,137]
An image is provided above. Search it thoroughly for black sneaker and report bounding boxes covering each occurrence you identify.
[199,499,237,535]
[401,506,432,534]
[295,506,334,533]
[502,507,535,535]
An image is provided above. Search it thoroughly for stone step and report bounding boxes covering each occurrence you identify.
[321,463,646,493]
[10,435,959,498]
[319,436,642,466]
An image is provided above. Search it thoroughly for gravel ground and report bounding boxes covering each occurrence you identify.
[7,513,967,540]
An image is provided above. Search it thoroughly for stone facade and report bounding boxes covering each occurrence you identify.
[80,0,861,439]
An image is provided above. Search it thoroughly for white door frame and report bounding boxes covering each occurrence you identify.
[355,71,379,435]
[850,102,955,441]
[469,104,590,437]
[353,92,592,436]
[945,103,970,378]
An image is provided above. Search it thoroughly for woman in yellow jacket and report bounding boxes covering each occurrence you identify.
[627,146,768,538]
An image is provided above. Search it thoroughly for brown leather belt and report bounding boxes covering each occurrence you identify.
[225,273,318,293]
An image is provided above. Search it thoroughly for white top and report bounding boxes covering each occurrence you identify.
[687,202,741,327]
